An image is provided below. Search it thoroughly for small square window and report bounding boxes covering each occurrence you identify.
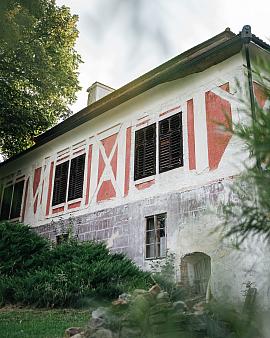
[145,213,166,259]
[56,233,69,245]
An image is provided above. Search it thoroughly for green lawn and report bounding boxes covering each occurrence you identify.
[0,307,89,338]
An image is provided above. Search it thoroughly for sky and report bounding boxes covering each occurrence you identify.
[56,0,270,114]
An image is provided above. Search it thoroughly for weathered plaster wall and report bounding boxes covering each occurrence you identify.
[33,176,270,308]
[0,53,247,227]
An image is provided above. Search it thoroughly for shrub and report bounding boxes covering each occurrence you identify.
[0,222,150,307]
[0,221,49,275]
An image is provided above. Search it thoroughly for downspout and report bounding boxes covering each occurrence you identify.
[241,25,261,169]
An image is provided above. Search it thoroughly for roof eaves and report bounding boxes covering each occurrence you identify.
[0,29,242,168]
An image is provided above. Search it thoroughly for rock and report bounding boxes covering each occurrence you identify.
[93,328,113,338]
[65,327,83,337]
[193,301,205,315]
[173,300,187,312]
[92,307,108,320]
[72,334,84,338]
[156,291,170,302]
[88,317,104,329]
[111,298,128,306]
[132,289,148,297]
[120,327,142,338]
[118,293,131,302]
[148,284,161,296]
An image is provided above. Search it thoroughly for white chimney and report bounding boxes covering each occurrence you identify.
[87,82,115,105]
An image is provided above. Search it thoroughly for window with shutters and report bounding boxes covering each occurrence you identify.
[134,112,183,180]
[134,123,156,180]
[68,154,86,201]
[0,180,25,220]
[159,113,183,173]
[52,154,86,206]
[145,213,166,259]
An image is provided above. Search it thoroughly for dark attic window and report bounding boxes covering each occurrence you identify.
[52,153,86,206]
[159,113,183,173]
[0,180,25,220]
[134,123,156,180]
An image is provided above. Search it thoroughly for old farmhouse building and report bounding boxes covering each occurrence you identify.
[1,26,270,306]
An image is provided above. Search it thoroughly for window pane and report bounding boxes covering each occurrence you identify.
[52,161,69,206]
[157,238,166,258]
[146,244,155,259]
[134,124,156,180]
[145,213,166,259]
[157,214,166,229]
[146,216,155,231]
[0,185,13,220]
[10,181,25,219]
[146,230,155,245]
[159,113,183,173]
[68,154,86,201]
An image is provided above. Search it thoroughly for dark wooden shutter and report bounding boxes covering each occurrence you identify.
[134,124,156,180]
[68,154,86,201]
[0,185,13,220]
[10,181,25,219]
[159,113,183,173]
[52,160,69,206]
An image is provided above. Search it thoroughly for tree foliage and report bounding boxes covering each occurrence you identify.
[223,61,270,245]
[0,0,82,158]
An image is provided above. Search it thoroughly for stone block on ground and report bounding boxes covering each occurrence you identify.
[65,327,83,337]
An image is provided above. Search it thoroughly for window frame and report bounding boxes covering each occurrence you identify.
[145,213,167,260]
[158,112,183,174]
[134,111,183,182]
[51,153,86,207]
[0,178,25,221]
[134,123,156,181]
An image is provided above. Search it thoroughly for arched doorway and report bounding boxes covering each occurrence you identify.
[180,252,211,297]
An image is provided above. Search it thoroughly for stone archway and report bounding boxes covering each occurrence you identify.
[180,252,211,297]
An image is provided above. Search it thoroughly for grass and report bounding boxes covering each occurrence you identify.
[0,307,89,338]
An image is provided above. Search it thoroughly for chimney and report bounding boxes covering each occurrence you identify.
[87,82,115,105]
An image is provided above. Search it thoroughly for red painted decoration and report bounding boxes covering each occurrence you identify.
[85,144,93,205]
[33,167,41,196]
[124,127,131,196]
[110,145,118,178]
[21,178,29,222]
[97,133,118,202]
[97,180,116,201]
[187,99,196,170]
[46,162,54,216]
[68,201,81,209]
[40,180,44,205]
[102,133,117,157]
[34,196,38,214]
[135,179,155,190]
[253,82,268,108]
[159,105,181,117]
[52,206,64,214]
[206,83,232,170]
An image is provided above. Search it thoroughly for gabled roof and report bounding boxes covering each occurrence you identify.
[1,26,270,168]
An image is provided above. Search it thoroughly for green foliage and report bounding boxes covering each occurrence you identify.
[222,62,270,245]
[0,222,150,307]
[150,252,186,302]
[0,221,49,275]
[0,0,82,158]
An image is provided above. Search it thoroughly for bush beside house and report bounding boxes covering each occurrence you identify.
[0,222,150,307]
